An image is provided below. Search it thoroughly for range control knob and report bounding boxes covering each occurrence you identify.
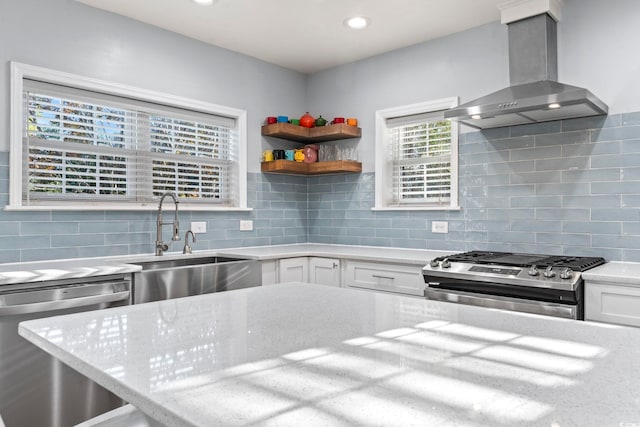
[543,266,556,278]
[441,258,451,269]
[560,268,574,280]
[429,259,440,268]
[528,265,539,276]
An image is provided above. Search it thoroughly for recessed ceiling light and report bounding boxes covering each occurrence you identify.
[548,103,561,109]
[192,0,215,5]
[344,16,370,30]
[471,114,481,120]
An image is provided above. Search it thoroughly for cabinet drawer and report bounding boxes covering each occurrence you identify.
[344,261,424,296]
[585,282,640,327]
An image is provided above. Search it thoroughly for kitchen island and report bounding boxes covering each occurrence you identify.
[19,283,640,427]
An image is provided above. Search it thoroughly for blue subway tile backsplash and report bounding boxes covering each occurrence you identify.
[3,111,640,262]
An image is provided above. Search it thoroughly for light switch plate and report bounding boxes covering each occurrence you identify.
[240,220,253,231]
[191,221,207,234]
[431,221,449,234]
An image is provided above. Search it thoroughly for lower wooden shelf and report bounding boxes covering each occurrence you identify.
[261,159,362,175]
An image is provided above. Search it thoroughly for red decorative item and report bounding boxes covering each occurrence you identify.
[300,112,315,128]
[303,144,319,163]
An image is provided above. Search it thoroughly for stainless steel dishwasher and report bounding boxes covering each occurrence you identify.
[0,274,131,427]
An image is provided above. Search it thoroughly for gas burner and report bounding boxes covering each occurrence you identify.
[432,251,605,272]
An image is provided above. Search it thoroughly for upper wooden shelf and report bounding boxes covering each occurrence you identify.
[261,122,361,143]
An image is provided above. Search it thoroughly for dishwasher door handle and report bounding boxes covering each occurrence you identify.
[0,290,130,316]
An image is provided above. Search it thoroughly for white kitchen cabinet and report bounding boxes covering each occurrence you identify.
[278,257,309,283]
[309,257,341,287]
[261,260,278,286]
[344,260,425,297]
[585,281,640,327]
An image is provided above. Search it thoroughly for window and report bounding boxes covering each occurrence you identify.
[10,62,248,210]
[374,98,459,210]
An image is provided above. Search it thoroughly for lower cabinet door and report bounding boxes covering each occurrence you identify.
[261,260,278,286]
[344,260,424,296]
[278,257,309,283]
[309,258,341,287]
[585,281,640,327]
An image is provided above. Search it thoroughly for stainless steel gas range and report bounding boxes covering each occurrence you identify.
[423,251,605,320]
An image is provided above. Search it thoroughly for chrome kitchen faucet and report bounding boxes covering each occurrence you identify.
[156,192,180,256]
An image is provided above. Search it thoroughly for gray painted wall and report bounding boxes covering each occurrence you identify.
[2,0,640,262]
[0,0,307,171]
[0,0,308,261]
[307,0,640,173]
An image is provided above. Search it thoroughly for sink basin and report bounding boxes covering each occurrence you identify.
[132,256,248,271]
[130,256,261,304]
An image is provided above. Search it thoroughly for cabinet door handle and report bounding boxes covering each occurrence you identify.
[372,274,394,281]
[332,262,339,269]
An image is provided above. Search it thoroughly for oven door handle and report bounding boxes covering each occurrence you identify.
[423,286,578,319]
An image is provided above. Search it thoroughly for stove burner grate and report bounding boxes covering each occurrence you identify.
[433,251,605,272]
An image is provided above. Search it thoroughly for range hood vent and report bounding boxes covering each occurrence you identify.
[445,5,608,129]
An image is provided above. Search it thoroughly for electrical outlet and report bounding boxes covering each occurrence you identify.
[191,221,207,234]
[240,220,253,231]
[431,221,449,234]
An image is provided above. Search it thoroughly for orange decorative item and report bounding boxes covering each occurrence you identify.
[299,112,315,128]
[294,149,305,162]
[303,144,319,163]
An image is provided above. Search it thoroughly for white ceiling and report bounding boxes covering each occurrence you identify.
[76,0,504,74]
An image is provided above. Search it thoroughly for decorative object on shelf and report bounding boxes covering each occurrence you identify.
[266,116,277,124]
[315,115,327,127]
[285,149,295,161]
[277,115,288,123]
[318,144,334,162]
[303,144,319,163]
[289,118,300,125]
[331,117,345,124]
[337,146,358,161]
[273,149,285,160]
[294,149,305,162]
[347,117,358,126]
[263,150,274,162]
[300,112,315,128]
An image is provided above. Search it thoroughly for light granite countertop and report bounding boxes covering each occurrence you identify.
[3,243,639,288]
[19,284,640,427]
[0,244,453,286]
[582,261,640,286]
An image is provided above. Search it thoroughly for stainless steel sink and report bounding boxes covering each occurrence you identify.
[130,256,261,304]
[133,256,248,271]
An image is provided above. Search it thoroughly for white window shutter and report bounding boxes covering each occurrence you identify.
[388,115,453,206]
[22,79,237,206]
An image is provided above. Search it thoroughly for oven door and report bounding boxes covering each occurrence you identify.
[423,276,583,320]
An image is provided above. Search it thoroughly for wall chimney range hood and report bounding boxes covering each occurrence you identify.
[445,0,608,129]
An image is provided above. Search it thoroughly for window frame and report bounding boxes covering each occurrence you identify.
[9,62,249,211]
[374,97,460,211]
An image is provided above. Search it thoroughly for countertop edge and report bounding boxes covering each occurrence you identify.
[582,261,640,286]
[0,244,454,286]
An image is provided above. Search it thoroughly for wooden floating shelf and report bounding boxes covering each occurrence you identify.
[261,122,361,142]
[261,159,362,175]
